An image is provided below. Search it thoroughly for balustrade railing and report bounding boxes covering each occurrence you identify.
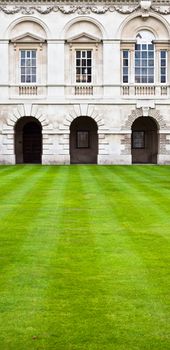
[122,84,169,96]
[75,85,93,95]
[19,85,37,96]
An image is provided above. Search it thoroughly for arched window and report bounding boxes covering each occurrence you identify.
[135,30,155,84]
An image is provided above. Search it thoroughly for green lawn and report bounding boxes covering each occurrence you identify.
[0,165,169,350]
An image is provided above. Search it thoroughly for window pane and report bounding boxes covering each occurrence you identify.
[142,51,147,58]
[123,51,128,58]
[142,44,147,50]
[135,68,140,75]
[87,75,91,83]
[123,59,128,66]
[32,75,36,83]
[26,75,31,83]
[148,44,154,50]
[32,67,36,75]
[32,59,36,67]
[135,44,140,51]
[21,51,25,58]
[77,131,89,148]
[32,50,36,58]
[123,76,128,83]
[132,131,145,149]
[21,59,25,66]
[135,59,140,67]
[21,75,25,83]
[142,60,147,67]
[148,76,154,83]
[135,51,140,59]
[148,60,154,67]
[161,51,166,59]
[161,59,166,66]
[161,76,166,83]
[148,51,154,58]
[135,76,140,83]
[123,67,128,75]
[76,51,80,58]
[161,68,166,75]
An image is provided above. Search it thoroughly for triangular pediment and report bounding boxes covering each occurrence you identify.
[11,32,45,43]
[67,32,101,43]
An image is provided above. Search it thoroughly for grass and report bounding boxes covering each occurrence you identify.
[0,165,169,350]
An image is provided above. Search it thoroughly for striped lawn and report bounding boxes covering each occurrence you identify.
[0,165,169,350]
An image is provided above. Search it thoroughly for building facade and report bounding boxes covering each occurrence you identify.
[0,0,170,164]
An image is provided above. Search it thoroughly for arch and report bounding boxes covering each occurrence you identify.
[15,117,42,164]
[62,104,105,132]
[70,116,98,164]
[5,16,50,39]
[123,108,166,130]
[4,104,50,132]
[117,12,170,40]
[131,116,158,164]
[61,16,106,39]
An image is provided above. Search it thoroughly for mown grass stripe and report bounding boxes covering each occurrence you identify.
[0,165,169,350]
[0,166,69,350]
[78,166,169,350]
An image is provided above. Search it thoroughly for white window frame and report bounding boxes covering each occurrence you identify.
[134,31,155,84]
[19,49,37,84]
[122,50,129,84]
[75,49,93,84]
[160,50,167,84]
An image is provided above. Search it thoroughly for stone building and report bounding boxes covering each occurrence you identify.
[0,0,170,164]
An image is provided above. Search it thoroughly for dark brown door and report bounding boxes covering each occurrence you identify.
[132,117,158,164]
[23,122,42,164]
[70,116,98,164]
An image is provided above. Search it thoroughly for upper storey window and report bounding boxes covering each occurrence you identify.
[20,50,37,83]
[76,50,92,83]
[135,31,155,84]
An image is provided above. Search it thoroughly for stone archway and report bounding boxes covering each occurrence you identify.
[2,104,50,165]
[70,116,98,164]
[131,116,158,164]
[15,117,42,164]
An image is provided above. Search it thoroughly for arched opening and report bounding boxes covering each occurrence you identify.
[131,117,158,164]
[15,117,42,164]
[70,116,98,164]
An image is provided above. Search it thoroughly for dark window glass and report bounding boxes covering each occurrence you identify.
[132,131,145,149]
[77,131,89,148]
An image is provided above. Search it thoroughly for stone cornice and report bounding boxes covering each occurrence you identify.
[0,1,169,16]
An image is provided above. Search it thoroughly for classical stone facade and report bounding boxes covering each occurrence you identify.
[0,0,170,164]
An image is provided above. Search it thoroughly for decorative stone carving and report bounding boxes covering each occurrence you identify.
[140,0,152,18]
[0,1,169,16]
[114,4,139,14]
[151,5,170,15]
[0,3,140,16]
